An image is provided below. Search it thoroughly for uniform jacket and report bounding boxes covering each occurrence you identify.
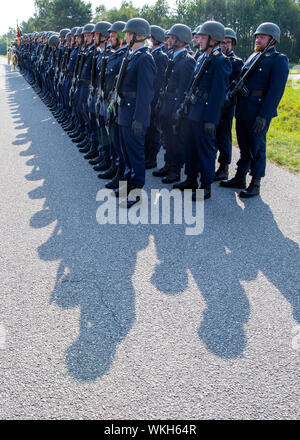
[160,49,196,118]
[66,46,80,73]
[151,46,168,107]
[117,46,157,127]
[236,47,289,120]
[187,48,232,125]
[81,44,96,81]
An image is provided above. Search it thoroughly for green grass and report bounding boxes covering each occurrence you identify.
[233,79,300,174]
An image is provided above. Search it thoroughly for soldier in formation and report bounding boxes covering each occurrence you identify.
[16,20,288,206]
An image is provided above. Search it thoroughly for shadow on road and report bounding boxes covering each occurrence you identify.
[5,63,300,381]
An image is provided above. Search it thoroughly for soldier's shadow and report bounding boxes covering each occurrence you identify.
[151,194,300,358]
[6,63,300,381]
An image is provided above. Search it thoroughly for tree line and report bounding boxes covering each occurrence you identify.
[1,0,299,62]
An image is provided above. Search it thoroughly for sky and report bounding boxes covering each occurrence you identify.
[1,0,176,35]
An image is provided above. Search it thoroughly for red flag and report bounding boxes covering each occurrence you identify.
[17,22,22,38]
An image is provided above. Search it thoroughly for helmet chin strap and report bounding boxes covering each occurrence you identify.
[130,33,147,45]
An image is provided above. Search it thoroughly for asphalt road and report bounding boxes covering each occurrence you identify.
[0,59,299,420]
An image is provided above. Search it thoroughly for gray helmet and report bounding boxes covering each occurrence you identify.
[82,23,95,34]
[150,25,165,43]
[59,28,71,38]
[75,27,83,36]
[70,27,79,35]
[169,24,192,44]
[124,18,151,37]
[92,21,112,36]
[198,20,225,42]
[254,22,280,43]
[48,34,60,47]
[192,26,201,35]
[108,21,126,33]
[224,27,237,45]
[65,32,71,41]
[165,29,170,38]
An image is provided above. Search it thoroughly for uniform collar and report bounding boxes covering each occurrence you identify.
[115,45,127,53]
[266,47,276,55]
[173,47,186,58]
[99,44,111,53]
[132,45,147,55]
[151,44,164,54]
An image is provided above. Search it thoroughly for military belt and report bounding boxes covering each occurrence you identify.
[248,90,266,97]
[166,87,179,94]
[119,92,137,98]
[77,79,91,86]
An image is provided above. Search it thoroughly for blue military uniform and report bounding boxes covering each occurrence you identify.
[102,45,128,171]
[78,44,98,144]
[183,48,232,185]
[144,44,168,164]
[160,48,196,175]
[117,46,156,188]
[235,47,289,178]
[216,50,243,166]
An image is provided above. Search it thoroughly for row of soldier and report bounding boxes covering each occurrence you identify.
[16,19,289,208]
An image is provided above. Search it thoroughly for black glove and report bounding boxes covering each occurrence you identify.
[132,120,143,137]
[252,116,267,133]
[204,122,216,136]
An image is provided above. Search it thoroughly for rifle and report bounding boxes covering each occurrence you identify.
[69,48,82,106]
[37,44,45,72]
[57,47,71,95]
[223,38,276,110]
[175,50,215,120]
[89,46,99,98]
[106,41,134,127]
[95,43,108,118]
[155,49,174,114]
[54,47,63,90]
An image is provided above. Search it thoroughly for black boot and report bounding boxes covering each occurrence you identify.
[214,163,229,181]
[173,176,198,190]
[145,151,157,169]
[89,154,104,165]
[105,166,125,189]
[79,143,91,154]
[98,164,117,180]
[192,183,211,201]
[152,163,170,177]
[239,177,261,198]
[72,133,86,143]
[162,167,180,184]
[76,138,89,149]
[65,123,75,132]
[69,130,81,138]
[220,172,246,189]
[93,157,111,172]
[84,144,99,160]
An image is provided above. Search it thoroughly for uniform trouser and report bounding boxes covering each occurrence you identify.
[216,111,234,165]
[119,124,147,187]
[235,118,271,178]
[183,119,218,185]
[61,77,71,113]
[78,85,98,142]
[72,88,85,132]
[161,117,184,171]
[110,124,125,168]
[144,112,161,158]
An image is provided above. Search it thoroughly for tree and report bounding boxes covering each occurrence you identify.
[20,0,93,33]
[94,1,139,24]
